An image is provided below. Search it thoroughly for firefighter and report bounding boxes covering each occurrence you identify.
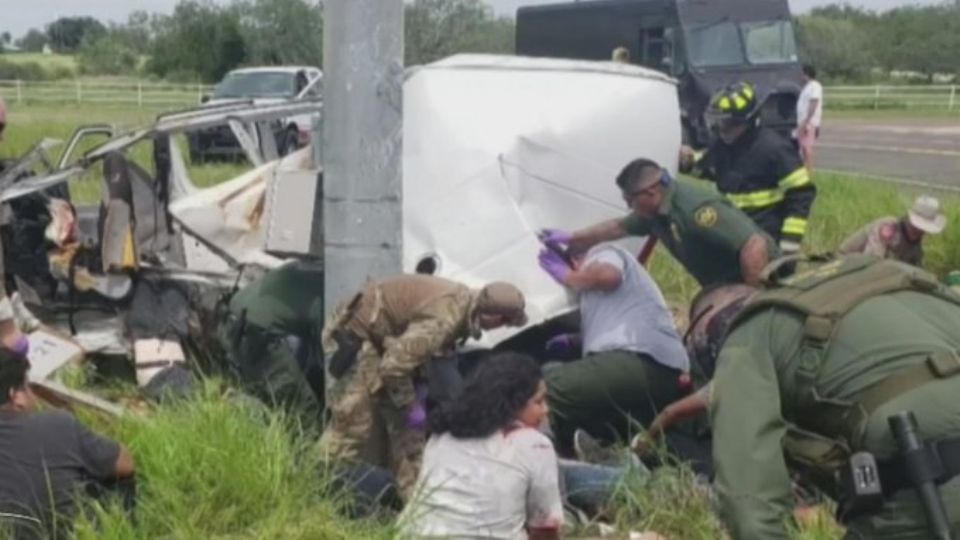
[679,82,816,255]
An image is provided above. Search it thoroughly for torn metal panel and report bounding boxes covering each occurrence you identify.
[26,329,84,381]
[30,380,125,418]
[403,54,680,346]
[228,119,265,166]
[168,150,315,271]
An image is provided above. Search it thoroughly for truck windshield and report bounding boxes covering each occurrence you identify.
[213,72,296,99]
[741,20,798,64]
[686,19,797,67]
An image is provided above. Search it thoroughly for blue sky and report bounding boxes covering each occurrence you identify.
[3,0,946,39]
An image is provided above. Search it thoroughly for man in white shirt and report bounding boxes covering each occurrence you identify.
[795,64,823,170]
[538,242,689,453]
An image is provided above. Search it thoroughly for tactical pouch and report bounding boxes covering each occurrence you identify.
[328,328,362,379]
[783,425,851,499]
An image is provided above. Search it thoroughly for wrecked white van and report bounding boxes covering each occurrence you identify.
[2,54,679,389]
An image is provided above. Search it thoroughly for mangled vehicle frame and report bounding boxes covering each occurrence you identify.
[2,98,324,400]
[1,55,680,407]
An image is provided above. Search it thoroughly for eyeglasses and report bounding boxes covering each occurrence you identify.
[622,186,656,207]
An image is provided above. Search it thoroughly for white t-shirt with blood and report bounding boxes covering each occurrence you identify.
[400,425,564,539]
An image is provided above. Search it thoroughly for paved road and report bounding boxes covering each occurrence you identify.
[817,117,960,189]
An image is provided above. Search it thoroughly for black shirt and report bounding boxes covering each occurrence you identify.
[0,410,120,535]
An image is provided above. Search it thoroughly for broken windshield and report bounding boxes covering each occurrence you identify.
[213,72,296,99]
[686,19,797,67]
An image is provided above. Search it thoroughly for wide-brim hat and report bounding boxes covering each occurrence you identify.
[908,195,947,234]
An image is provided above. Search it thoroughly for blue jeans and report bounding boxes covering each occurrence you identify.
[560,458,639,510]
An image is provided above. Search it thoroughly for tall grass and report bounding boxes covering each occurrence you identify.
[70,383,396,540]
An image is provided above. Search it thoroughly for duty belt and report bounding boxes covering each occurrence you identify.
[879,437,960,496]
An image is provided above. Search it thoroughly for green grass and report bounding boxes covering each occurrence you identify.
[826,108,960,120]
[1,52,78,73]
[11,103,960,539]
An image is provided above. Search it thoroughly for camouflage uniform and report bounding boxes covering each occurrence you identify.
[839,216,923,266]
[319,276,525,499]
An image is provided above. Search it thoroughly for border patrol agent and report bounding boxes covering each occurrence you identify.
[680,82,816,255]
[319,275,527,499]
[707,255,960,539]
[218,261,325,430]
[542,157,779,288]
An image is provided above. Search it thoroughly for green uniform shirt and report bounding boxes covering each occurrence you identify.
[621,181,777,287]
[711,291,960,539]
[228,261,325,336]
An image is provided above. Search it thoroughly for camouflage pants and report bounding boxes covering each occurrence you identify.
[318,312,424,500]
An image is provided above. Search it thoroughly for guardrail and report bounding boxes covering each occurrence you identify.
[0,79,216,107]
[825,84,958,111]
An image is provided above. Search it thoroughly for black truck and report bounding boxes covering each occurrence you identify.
[516,0,803,147]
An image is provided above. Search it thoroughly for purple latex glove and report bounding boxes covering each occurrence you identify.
[538,249,571,285]
[538,229,572,248]
[407,384,429,430]
[545,333,575,355]
[9,335,29,357]
[407,402,427,430]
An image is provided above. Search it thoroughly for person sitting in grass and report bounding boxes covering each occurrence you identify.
[838,194,946,267]
[0,349,135,539]
[399,352,564,539]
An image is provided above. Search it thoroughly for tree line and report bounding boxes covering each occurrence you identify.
[10,0,513,82]
[5,0,958,84]
[796,5,960,82]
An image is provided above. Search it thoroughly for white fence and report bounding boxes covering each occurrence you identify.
[825,84,958,111]
[0,79,216,108]
[0,79,956,112]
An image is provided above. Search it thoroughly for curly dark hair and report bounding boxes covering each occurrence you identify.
[0,347,29,406]
[428,352,543,439]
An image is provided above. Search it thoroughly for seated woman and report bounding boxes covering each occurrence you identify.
[399,352,564,539]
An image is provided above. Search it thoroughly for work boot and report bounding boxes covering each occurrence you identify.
[573,429,619,465]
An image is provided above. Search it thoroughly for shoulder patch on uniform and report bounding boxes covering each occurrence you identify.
[695,206,718,228]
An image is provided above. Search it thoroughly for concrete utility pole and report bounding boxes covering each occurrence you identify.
[321,0,404,315]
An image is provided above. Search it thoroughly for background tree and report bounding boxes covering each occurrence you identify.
[16,29,49,53]
[794,16,875,81]
[147,1,247,82]
[238,0,324,66]
[46,16,107,53]
[405,0,515,66]
[77,31,140,75]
